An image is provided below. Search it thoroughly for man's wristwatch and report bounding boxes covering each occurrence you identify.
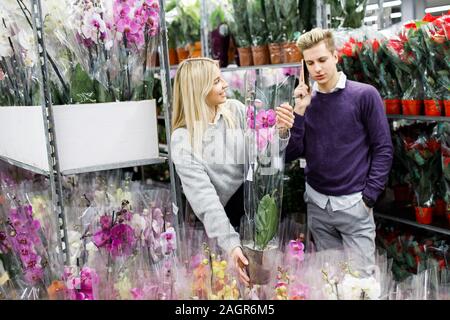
[362,195,375,208]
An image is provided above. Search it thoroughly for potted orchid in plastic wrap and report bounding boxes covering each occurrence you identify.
[241,68,296,285]
[0,190,57,299]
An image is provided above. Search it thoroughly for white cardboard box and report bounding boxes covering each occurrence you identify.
[0,100,159,175]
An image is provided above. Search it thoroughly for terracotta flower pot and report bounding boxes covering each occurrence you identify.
[402,100,422,115]
[424,99,443,116]
[281,42,302,63]
[434,199,446,217]
[268,43,282,65]
[188,41,202,58]
[169,48,178,65]
[251,45,270,66]
[242,246,277,285]
[228,37,237,66]
[415,206,433,225]
[384,99,401,115]
[176,47,190,62]
[443,100,450,117]
[237,47,253,66]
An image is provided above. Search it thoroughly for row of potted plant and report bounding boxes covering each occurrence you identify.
[165,0,316,67]
[376,220,449,286]
[228,0,308,66]
[390,122,450,226]
[165,0,202,65]
[337,13,450,117]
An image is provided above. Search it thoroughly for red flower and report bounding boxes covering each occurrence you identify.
[388,38,404,55]
[404,21,417,30]
[372,39,380,52]
[444,156,450,168]
[426,139,441,153]
[422,13,438,23]
[341,43,353,57]
[355,41,363,51]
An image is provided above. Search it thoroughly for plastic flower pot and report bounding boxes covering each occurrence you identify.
[402,100,422,115]
[268,43,282,65]
[384,99,401,115]
[237,47,253,66]
[434,199,446,217]
[242,245,277,285]
[424,99,443,116]
[169,48,178,65]
[281,42,302,63]
[393,184,413,204]
[176,47,190,62]
[251,45,270,66]
[415,206,433,224]
[447,211,450,226]
[443,100,450,117]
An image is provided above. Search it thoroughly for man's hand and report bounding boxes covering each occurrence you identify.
[293,83,312,116]
[230,246,250,286]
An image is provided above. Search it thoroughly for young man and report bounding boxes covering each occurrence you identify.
[277,28,393,271]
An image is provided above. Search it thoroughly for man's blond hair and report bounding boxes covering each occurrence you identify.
[296,28,336,55]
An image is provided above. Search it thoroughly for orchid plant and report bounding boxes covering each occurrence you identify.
[0,0,161,106]
[0,0,40,106]
[243,69,295,252]
[91,201,137,259]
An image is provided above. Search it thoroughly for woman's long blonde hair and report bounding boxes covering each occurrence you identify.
[172,57,235,154]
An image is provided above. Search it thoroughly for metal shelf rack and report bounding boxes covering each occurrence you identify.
[0,0,181,265]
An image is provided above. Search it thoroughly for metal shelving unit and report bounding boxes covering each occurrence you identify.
[220,62,302,73]
[0,0,181,265]
[0,155,50,177]
[375,212,450,236]
[387,114,450,122]
[31,0,69,264]
[60,158,167,176]
[157,0,183,220]
[384,113,450,237]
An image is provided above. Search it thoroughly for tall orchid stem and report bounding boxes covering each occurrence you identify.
[16,0,69,97]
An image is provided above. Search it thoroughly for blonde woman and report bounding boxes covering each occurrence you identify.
[171,58,294,285]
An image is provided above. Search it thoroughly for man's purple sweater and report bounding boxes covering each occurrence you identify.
[285,80,393,203]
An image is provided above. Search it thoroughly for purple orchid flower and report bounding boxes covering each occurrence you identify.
[161,227,176,254]
[108,223,136,257]
[247,106,255,129]
[100,215,112,230]
[63,266,98,300]
[256,127,275,151]
[92,229,111,247]
[288,239,305,262]
[6,205,46,285]
[256,109,276,128]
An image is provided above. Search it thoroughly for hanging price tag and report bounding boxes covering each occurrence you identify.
[172,202,179,216]
[300,158,307,168]
[246,167,253,181]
